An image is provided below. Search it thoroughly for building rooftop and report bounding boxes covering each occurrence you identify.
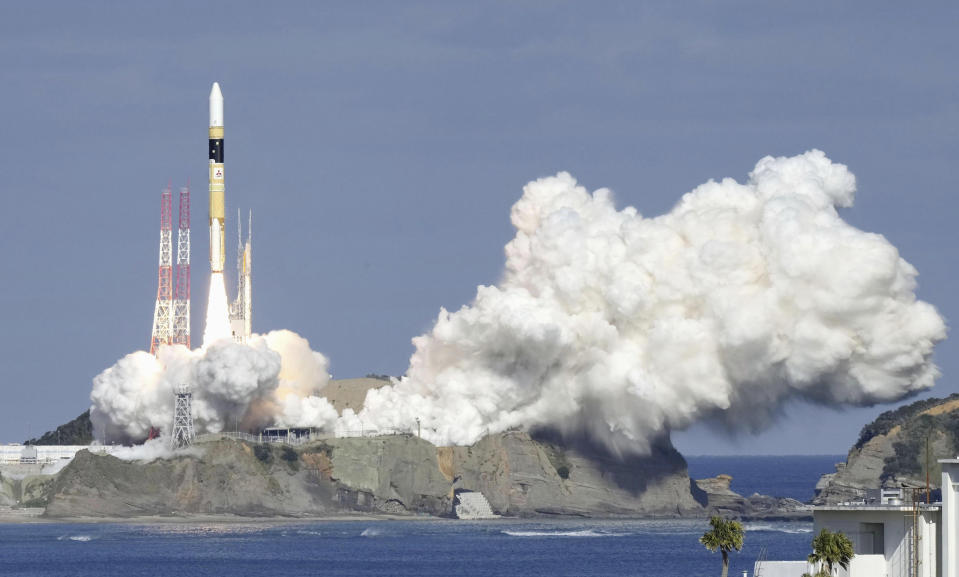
[815,504,940,512]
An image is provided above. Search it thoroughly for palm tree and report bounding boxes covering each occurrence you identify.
[807,528,855,576]
[700,515,744,577]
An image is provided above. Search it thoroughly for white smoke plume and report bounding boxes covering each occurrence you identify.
[93,150,945,455]
[90,330,337,443]
[110,437,206,462]
[349,150,946,453]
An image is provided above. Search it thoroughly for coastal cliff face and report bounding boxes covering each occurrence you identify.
[41,432,705,519]
[25,378,705,519]
[46,440,332,517]
[813,394,959,505]
[44,437,451,518]
[444,431,701,517]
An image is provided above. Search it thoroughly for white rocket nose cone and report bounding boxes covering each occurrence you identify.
[209,82,223,127]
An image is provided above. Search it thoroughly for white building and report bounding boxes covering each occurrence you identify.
[757,459,959,577]
[0,444,121,465]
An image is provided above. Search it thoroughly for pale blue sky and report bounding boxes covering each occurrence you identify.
[1,2,956,454]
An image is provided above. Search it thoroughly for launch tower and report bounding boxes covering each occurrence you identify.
[150,185,174,355]
[172,185,191,348]
[150,183,191,355]
[229,209,252,342]
[171,385,196,449]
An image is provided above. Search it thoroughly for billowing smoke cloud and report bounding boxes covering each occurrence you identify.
[92,151,945,456]
[90,330,337,443]
[348,150,946,453]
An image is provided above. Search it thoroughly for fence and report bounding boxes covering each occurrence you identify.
[194,428,415,447]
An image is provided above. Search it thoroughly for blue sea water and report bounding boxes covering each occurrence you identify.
[686,454,844,502]
[0,519,810,577]
[0,456,836,577]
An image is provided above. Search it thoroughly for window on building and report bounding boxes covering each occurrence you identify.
[858,522,885,555]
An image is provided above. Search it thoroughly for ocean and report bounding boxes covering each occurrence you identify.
[686,454,843,502]
[0,455,842,577]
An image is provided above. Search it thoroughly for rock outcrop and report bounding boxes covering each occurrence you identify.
[694,475,809,520]
[44,436,451,518]
[25,378,714,520]
[41,431,709,519]
[813,394,959,505]
[444,430,702,517]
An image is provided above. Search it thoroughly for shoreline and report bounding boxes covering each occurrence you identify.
[0,509,813,525]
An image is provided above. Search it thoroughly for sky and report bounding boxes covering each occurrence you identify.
[0,1,956,454]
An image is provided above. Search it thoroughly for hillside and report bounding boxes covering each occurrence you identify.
[814,393,959,505]
[8,378,802,519]
[25,410,93,445]
[36,431,704,519]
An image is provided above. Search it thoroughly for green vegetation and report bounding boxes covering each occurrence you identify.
[280,446,299,471]
[253,444,273,464]
[803,528,854,577]
[882,413,943,482]
[281,446,298,462]
[855,393,959,449]
[699,515,744,577]
[25,410,93,445]
[843,393,959,483]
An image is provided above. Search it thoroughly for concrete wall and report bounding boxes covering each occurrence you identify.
[755,560,809,577]
[943,460,959,577]
[815,508,938,577]
[844,555,888,577]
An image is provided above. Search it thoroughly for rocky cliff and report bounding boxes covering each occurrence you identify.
[43,436,451,518]
[443,430,702,517]
[38,431,708,519]
[694,475,809,520]
[813,394,959,505]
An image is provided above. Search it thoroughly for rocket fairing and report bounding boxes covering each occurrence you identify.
[209,82,225,273]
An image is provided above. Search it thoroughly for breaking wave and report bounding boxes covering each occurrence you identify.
[744,522,813,534]
[501,529,625,538]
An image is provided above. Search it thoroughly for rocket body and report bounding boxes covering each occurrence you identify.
[208,82,225,272]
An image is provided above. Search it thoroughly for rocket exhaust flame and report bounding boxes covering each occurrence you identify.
[203,272,232,346]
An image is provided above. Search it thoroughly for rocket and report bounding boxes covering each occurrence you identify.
[208,82,225,273]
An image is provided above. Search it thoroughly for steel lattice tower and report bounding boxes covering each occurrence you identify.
[150,185,174,355]
[229,209,252,342]
[171,385,196,449]
[172,184,191,348]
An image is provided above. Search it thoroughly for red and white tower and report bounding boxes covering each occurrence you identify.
[172,184,191,348]
[150,185,174,355]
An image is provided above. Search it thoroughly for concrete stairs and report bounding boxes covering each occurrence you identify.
[454,491,499,519]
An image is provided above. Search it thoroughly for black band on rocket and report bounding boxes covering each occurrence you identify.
[209,139,223,163]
